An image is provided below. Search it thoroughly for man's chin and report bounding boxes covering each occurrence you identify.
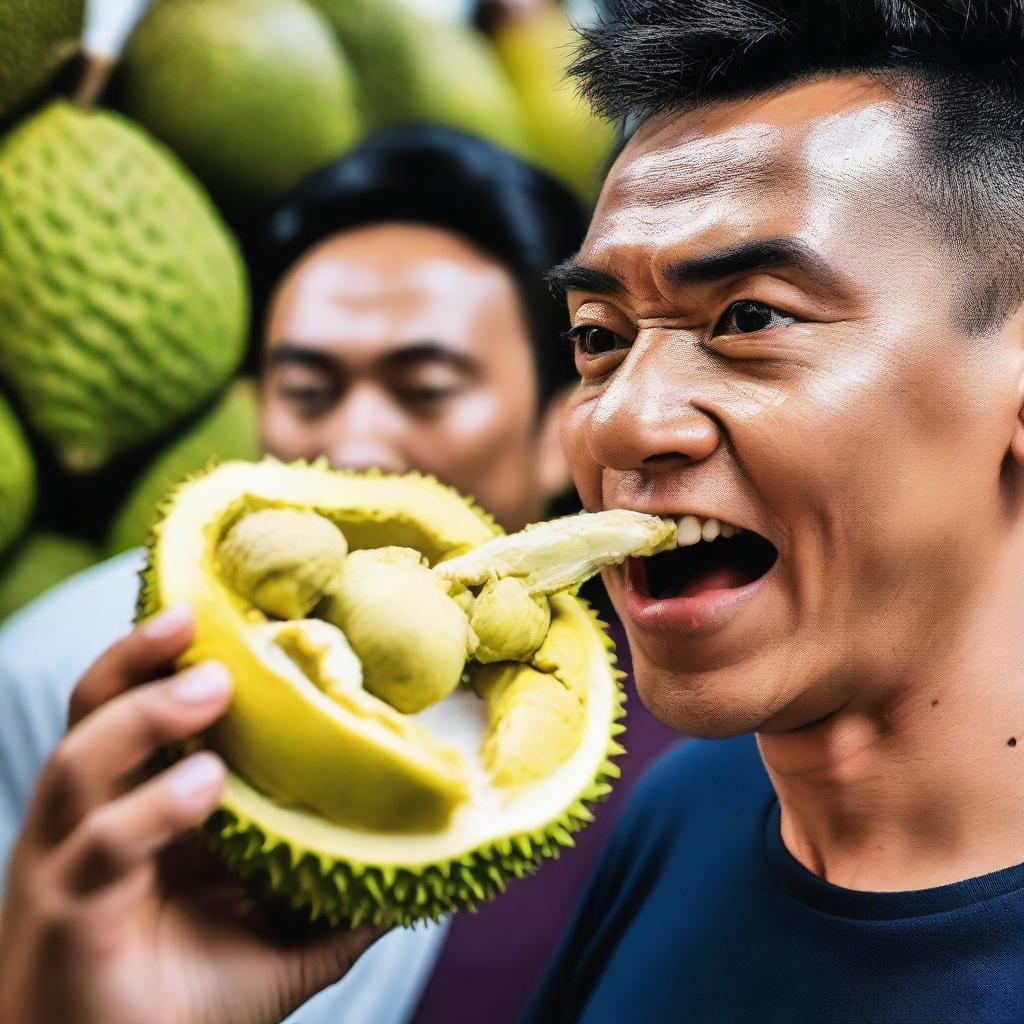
[632,663,784,739]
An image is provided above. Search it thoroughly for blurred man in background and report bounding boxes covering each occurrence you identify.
[0,124,676,1024]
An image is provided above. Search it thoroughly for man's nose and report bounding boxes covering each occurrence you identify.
[584,334,721,471]
[325,385,408,475]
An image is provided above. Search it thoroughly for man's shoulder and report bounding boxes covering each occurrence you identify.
[0,549,144,680]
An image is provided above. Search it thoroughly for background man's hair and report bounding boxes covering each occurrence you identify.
[571,1,1024,333]
[251,123,588,410]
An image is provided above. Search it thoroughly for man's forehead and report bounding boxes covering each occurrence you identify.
[585,77,918,273]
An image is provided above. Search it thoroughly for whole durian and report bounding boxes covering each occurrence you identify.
[138,458,676,925]
[0,102,247,472]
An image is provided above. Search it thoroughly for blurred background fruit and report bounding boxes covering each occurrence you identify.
[312,0,535,162]
[116,0,363,215]
[0,101,248,473]
[0,393,36,558]
[486,0,615,200]
[0,0,84,119]
[106,379,262,556]
[0,532,99,624]
[0,0,612,622]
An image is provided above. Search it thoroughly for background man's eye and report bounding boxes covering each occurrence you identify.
[282,385,334,418]
[716,300,795,335]
[569,326,625,356]
[401,386,460,408]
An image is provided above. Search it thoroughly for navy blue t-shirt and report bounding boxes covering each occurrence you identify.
[524,734,1024,1023]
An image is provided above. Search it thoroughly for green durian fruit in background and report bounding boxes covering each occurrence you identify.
[311,0,534,158]
[106,380,261,555]
[489,0,616,201]
[0,0,84,119]
[0,102,248,474]
[0,393,35,558]
[0,531,98,623]
[117,0,362,213]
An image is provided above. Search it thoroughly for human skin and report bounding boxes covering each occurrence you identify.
[261,221,568,532]
[559,74,1024,892]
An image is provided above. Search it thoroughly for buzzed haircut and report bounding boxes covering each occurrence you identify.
[570,1,1024,333]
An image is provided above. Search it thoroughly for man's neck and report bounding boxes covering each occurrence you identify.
[757,566,1024,892]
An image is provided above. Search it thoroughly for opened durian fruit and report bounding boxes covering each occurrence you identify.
[138,458,675,926]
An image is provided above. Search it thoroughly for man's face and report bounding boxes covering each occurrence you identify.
[262,222,561,532]
[560,76,1024,736]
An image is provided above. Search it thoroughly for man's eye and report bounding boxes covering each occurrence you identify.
[714,300,795,336]
[401,386,459,406]
[564,325,627,356]
[282,385,333,417]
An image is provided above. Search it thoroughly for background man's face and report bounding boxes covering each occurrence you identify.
[562,75,1024,736]
[262,222,558,532]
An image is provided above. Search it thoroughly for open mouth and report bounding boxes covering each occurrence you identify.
[633,517,778,601]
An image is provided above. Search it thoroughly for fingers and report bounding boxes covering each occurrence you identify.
[29,661,232,845]
[60,751,227,896]
[69,604,195,727]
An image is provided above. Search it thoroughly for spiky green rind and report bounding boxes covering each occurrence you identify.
[0,102,248,472]
[106,380,260,556]
[118,0,362,210]
[0,393,35,557]
[198,603,625,928]
[0,0,83,118]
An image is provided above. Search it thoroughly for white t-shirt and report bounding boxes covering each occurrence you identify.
[0,550,448,1024]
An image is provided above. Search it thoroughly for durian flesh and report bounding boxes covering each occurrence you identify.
[139,458,673,925]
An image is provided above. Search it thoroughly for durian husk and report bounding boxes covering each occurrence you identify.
[138,458,625,926]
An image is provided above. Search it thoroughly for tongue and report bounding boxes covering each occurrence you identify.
[677,564,751,598]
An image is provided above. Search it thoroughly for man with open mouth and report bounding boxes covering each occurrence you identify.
[524,0,1024,1021]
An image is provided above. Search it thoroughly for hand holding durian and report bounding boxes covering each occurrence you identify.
[142,458,674,925]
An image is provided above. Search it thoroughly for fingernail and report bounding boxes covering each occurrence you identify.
[142,603,192,640]
[171,662,231,704]
[169,752,225,798]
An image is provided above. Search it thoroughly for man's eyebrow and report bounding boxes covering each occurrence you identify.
[266,344,336,372]
[665,237,839,286]
[546,257,625,298]
[378,343,477,374]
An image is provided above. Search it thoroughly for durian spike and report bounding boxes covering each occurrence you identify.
[434,508,676,596]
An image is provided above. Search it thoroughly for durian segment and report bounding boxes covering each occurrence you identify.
[320,547,473,713]
[217,507,348,619]
[141,459,496,832]
[473,662,584,786]
[140,459,629,926]
[436,508,676,595]
[470,577,550,664]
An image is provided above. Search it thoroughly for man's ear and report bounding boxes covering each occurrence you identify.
[1011,370,1024,468]
[537,385,574,500]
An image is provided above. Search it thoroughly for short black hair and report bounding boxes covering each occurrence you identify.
[571,0,1024,333]
[251,123,588,409]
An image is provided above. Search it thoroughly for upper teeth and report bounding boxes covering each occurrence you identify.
[675,515,743,547]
